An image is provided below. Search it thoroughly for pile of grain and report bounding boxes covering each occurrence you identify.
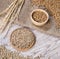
[0,45,34,59]
[10,27,36,51]
[0,45,23,59]
[32,11,47,23]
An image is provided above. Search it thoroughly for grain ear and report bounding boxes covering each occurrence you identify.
[0,0,24,33]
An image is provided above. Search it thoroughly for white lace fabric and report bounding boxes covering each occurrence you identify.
[0,24,60,59]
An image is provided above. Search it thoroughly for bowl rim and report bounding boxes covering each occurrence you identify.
[30,9,49,26]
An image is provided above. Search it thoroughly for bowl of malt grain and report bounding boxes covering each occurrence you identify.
[30,9,49,26]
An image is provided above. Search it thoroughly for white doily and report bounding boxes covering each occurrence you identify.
[0,24,60,59]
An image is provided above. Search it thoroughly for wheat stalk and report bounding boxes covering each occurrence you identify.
[0,0,24,33]
[0,0,17,16]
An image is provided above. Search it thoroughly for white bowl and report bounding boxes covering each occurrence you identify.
[30,9,49,26]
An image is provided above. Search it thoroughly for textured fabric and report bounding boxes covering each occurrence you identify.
[0,24,60,59]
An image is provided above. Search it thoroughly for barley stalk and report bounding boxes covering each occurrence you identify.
[0,0,24,33]
[0,0,17,16]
